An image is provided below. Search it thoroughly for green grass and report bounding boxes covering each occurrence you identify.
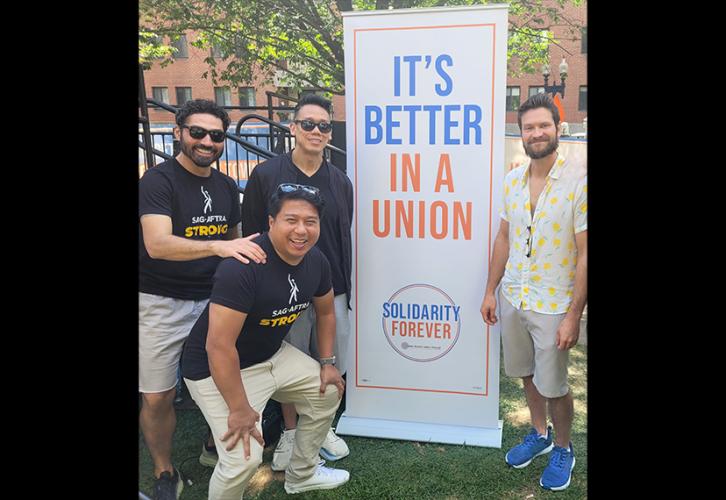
[140,345,586,499]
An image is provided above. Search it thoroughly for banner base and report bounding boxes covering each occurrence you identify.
[336,413,503,448]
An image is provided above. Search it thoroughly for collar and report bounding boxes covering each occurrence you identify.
[521,152,566,184]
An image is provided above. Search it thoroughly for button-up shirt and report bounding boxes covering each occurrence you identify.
[500,153,587,314]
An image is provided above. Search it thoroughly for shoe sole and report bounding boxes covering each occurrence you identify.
[319,447,350,461]
[505,442,554,469]
[540,455,576,491]
[284,475,350,494]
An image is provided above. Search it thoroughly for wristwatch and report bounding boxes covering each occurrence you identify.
[319,356,336,366]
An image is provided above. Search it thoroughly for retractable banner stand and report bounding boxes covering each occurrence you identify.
[337,5,508,447]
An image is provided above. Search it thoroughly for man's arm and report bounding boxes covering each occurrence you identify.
[556,230,587,350]
[480,218,510,325]
[140,214,266,264]
[206,303,264,458]
[312,290,345,399]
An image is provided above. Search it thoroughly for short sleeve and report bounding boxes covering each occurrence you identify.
[139,169,173,218]
[315,252,333,297]
[210,258,257,313]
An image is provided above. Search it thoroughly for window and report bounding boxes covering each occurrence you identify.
[151,87,169,107]
[211,43,224,59]
[578,86,587,112]
[214,87,232,106]
[172,34,188,58]
[239,87,256,107]
[528,86,545,98]
[581,28,587,54]
[506,86,520,111]
[176,87,192,106]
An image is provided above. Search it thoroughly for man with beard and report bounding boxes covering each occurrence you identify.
[139,99,266,500]
[480,93,587,492]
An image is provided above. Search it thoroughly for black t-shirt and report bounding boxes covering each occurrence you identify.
[139,158,242,300]
[181,233,332,380]
[297,163,346,295]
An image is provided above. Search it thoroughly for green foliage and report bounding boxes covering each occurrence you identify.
[139,0,585,94]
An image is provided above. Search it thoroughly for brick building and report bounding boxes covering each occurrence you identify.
[142,2,586,133]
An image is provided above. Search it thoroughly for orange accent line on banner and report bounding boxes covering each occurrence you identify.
[352,23,496,397]
[357,384,486,397]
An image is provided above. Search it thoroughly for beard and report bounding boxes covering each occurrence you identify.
[180,140,223,167]
[523,136,558,159]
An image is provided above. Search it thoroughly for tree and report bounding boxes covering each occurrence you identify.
[139,0,584,96]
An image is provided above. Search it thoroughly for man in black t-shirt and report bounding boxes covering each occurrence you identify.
[241,94,353,469]
[181,185,350,497]
[139,99,266,500]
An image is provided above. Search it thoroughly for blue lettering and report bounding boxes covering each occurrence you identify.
[464,105,482,145]
[444,105,461,145]
[435,54,453,96]
[385,105,402,145]
[403,55,422,96]
[365,106,383,144]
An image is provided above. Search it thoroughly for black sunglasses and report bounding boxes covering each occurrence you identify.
[277,183,321,197]
[181,125,226,143]
[294,119,332,133]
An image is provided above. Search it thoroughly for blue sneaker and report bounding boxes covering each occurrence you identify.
[505,426,553,468]
[540,442,576,491]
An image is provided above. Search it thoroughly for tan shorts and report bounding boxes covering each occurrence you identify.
[500,291,569,398]
[284,293,351,376]
[139,292,208,393]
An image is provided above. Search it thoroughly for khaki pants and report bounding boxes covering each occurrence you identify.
[285,293,351,376]
[184,341,341,500]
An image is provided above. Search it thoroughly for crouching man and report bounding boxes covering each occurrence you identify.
[181,183,349,498]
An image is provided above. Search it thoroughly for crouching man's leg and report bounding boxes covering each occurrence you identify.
[271,342,349,494]
[185,361,274,500]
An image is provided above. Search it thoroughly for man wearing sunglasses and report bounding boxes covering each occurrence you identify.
[181,185,350,497]
[139,99,267,500]
[241,93,353,472]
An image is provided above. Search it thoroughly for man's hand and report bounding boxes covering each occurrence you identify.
[210,233,267,264]
[555,315,580,350]
[480,292,498,325]
[320,364,345,399]
[220,405,265,459]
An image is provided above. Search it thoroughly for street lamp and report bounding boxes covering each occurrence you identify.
[541,57,568,98]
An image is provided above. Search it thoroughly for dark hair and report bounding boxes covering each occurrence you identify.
[175,99,230,131]
[293,93,332,119]
[268,186,326,219]
[517,93,560,130]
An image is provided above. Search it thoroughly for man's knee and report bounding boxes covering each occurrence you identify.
[217,449,264,481]
[141,390,176,412]
[321,384,342,409]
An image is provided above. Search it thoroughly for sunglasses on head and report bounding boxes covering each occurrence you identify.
[181,125,226,143]
[277,183,321,197]
[294,119,332,134]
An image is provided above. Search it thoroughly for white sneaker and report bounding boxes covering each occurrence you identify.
[319,427,350,461]
[284,464,350,494]
[271,428,296,471]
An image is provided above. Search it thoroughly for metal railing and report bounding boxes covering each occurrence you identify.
[139,67,348,190]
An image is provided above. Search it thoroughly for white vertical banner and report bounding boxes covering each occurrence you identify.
[337,5,508,447]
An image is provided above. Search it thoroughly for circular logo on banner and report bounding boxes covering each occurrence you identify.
[381,284,461,362]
